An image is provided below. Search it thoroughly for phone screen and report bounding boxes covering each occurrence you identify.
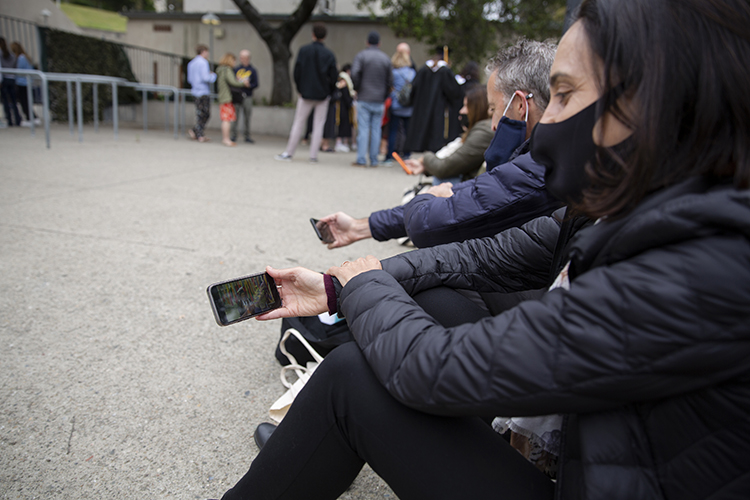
[207,272,281,326]
[310,218,334,244]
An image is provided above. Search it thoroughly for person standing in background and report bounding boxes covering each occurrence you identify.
[274,23,338,164]
[10,42,37,125]
[230,49,258,144]
[216,52,250,147]
[0,37,21,127]
[334,63,355,152]
[351,31,393,168]
[404,46,464,154]
[187,44,217,143]
[386,47,417,163]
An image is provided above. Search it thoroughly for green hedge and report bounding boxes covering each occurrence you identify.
[41,28,141,122]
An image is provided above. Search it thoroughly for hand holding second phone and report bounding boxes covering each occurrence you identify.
[255,266,327,321]
[327,256,382,286]
[426,182,454,198]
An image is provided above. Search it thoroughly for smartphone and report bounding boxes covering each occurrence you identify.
[207,272,281,326]
[391,152,412,175]
[310,218,334,243]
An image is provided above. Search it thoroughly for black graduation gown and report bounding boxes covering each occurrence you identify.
[404,64,464,153]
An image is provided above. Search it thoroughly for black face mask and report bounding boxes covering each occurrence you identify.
[530,99,600,204]
[458,113,469,130]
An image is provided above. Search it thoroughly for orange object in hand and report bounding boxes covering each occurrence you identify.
[392,152,412,175]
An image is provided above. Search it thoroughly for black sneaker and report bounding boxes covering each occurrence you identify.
[245,137,255,143]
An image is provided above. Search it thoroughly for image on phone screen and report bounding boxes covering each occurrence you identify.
[310,218,334,243]
[207,272,281,326]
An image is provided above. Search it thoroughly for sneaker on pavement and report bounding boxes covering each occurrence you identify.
[274,153,292,162]
[245,137,255,143]
[334,144,350,152]
[309,158,319,163]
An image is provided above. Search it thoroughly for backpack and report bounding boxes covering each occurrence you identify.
[396,80,413,107]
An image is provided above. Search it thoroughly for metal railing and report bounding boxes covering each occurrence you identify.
[0,14,188,93]
[0,68,184,148]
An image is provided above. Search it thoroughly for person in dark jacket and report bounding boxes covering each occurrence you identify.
[274,23,337,163]
[229,49,259,144]
[215,1,750,499]
[319,40,560,249]
[403,46,464,154]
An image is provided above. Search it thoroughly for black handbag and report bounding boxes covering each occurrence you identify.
[231,87,244,104]
[275,315,353,366]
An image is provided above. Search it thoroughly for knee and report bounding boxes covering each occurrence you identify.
[313,342,368,387]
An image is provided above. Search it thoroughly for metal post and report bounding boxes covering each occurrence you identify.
[179,91,184,136]
[93,84,99,132]
[27,83,35,135]
[142,89,148,131]
[209,27,214,73]
[164,92,169,132]
[112,82,119,140]
[75,79,83,142]
[42,75,50,149]
[173,90,178,139]
[67,80,74,135]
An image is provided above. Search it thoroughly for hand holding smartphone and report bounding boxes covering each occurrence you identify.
[207,272,282,326]
[310,218,334,243]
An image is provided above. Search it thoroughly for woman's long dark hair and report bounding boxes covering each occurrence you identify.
[0,38,9,59]
[577,0,750,218]
[464,85,489,138]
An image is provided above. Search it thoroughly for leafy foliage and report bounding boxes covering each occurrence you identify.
[42,28,141,122]
[358,0,566,68]
[231,0,319,105]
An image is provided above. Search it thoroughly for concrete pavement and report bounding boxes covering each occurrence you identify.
[0,124,414,499]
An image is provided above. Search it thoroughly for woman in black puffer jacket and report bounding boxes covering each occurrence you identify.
[216,1,750,499]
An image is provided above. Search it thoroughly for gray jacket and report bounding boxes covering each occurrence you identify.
[351,46,392,103]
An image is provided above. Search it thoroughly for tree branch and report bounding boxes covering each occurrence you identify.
[278,0,320,43]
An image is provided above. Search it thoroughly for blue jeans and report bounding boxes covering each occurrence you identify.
[356,101,384,165]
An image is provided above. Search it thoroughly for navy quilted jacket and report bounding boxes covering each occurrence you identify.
[369,149,561,247]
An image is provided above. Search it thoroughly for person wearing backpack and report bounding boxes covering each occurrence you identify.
[386,46,416,164]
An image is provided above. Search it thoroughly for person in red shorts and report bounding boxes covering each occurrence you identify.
[216,53,249,147]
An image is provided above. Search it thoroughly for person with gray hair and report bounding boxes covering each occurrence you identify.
[316,39,561,250]
[230,49,258,144]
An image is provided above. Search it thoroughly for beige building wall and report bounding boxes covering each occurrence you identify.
[183,0,386,17]
[124,14,431,103]
[0,0,82,33]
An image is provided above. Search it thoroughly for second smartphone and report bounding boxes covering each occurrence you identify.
[310,218,334,243]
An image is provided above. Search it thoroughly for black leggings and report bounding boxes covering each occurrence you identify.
[222,289,554,500]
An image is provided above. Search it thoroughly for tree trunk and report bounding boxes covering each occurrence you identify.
[232,0,319,105]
